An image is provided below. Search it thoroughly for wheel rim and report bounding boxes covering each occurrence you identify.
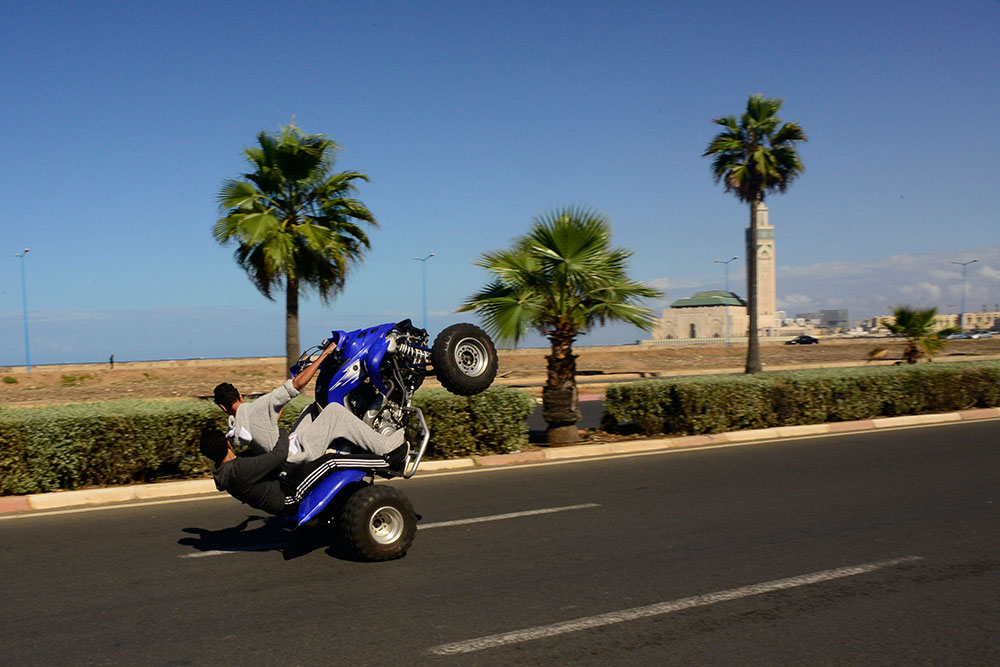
[454,337,489,377]
[369,505,405,545]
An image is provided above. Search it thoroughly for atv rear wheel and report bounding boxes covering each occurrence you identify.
[431,323,498,395]
[339,485,416,561]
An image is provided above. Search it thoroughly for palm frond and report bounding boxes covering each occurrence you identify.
[704,94,806,205]
[461,206,662,343]
[215,123,377,304]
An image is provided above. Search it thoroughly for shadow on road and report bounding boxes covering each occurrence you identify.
[177,514,415,562]
[178,515,328,560]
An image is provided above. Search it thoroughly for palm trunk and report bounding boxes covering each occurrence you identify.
[285,274,300,373]
[542,331,581,443]
[745,199,762,374]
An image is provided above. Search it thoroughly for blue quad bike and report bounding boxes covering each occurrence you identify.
[284,320,498,561]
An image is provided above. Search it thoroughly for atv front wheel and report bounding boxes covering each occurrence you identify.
[339,485,416,561]
[431,323,498,395]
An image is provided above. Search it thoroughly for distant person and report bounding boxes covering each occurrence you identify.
[212,340,408,469]
[109,354,114,370]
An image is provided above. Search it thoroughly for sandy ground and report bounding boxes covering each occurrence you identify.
[3,337,1000,407]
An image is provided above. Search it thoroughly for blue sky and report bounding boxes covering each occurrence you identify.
[2,0,998,365]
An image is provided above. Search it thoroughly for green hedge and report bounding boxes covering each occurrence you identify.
[0,400,226,495]
[0,386,535,495]
[604,361,1000,436]
[413,386,537,459]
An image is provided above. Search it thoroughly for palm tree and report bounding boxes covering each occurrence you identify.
[460,207,661,443]
[704,94,807,373]
[884,306,958,363]
[215,124,377,371]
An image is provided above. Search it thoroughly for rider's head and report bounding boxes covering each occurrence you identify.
[199,428,230,465]
[213,382,241,413]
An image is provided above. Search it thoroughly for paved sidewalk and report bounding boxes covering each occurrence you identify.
[3,407,998,516]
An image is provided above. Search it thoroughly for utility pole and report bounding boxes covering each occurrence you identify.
[14,248,31,371]
[952,259,979,331]
[413,253,435,329]
[715,256,739,346]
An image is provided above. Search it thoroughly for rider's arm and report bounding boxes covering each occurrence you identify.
[291,341,338,393]
[227,431,290,485]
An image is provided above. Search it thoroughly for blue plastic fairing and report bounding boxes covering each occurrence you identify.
[293,468,366,528]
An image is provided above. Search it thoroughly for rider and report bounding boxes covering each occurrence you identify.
[200,427,295,514]
[213,341,408,469]
[200,428,390,514]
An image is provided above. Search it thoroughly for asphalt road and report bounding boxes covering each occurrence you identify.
[1,420,998,666]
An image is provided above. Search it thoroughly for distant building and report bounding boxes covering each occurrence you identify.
[876,311,1000,332]
[651,290,747,340]
[820,309,849,331]
[649,203,817,343]
[749,203,777,335]
[793,310,849,330]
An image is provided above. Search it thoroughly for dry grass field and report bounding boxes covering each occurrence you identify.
[3,337,1000,406]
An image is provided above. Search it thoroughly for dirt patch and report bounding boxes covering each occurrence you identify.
[3,337,999,406]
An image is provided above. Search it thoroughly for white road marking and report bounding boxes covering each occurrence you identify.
[180,503,601,558]
[428,555,924,655]
[418,503,601,529]
[182,543,289,558]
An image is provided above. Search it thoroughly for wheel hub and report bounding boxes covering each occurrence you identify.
[455,337,489,376]
[369,505,405,545]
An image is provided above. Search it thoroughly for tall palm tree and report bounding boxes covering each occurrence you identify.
[885,306,958,363]
[460,207,661,443]
[215,124,377,370]
[704,94,807,373]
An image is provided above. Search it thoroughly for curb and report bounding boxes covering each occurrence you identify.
[4,408,999,515]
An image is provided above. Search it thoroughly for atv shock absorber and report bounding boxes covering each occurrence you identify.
[397,342,431,363]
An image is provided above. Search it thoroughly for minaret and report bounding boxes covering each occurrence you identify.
[748,203,776,333]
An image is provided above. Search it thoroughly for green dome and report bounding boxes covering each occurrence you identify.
[670,290,746,308]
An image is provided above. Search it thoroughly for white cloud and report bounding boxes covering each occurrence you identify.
[647,275,708,291]
[979,264,1000,281]
[777,293,815,310]
[899,281,942,302]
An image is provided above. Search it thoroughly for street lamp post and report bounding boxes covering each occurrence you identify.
[413,253,435,329]
[14,248,31,371]
[952,259,979,331]
[714,256,739,346]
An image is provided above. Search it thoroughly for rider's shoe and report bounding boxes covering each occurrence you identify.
[383,441,409,471]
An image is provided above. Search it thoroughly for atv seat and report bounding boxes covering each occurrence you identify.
[283,450,387,507]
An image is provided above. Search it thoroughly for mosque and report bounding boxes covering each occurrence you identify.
[648,203,813,343]
[648,204,1000,343]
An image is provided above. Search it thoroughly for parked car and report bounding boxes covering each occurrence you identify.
[945,332,994,340]
[785,335,819,345]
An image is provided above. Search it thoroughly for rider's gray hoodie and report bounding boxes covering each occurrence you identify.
[227,379,299,455]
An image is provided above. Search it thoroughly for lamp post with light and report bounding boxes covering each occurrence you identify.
[14,248,31,371]
[952,259,979,331]
[714,256,739,346]
[413,253,435,329]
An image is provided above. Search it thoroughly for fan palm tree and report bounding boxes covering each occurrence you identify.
[215,124,377,371]
[460,207,661,443]
[704,94,807,373]
[885,306,958,363]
